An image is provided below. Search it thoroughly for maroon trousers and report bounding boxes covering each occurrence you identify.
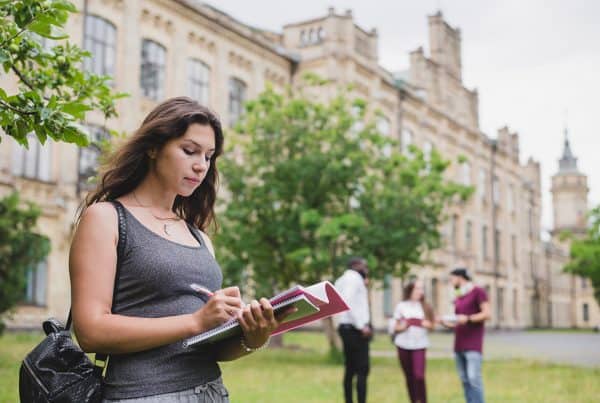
[397,348,427,403]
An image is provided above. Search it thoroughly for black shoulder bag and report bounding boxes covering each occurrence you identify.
[19,201,127,403]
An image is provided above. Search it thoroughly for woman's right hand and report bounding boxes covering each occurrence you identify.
[191,286,243,333]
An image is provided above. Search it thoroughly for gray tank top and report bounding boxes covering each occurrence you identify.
[102,202,223,400]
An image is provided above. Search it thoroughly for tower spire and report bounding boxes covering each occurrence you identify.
[559,124,578,173]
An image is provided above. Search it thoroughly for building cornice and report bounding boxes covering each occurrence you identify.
[171,0,299,64]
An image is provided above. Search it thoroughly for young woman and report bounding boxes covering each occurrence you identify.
[390,280,434,403]
[70,97,292,402]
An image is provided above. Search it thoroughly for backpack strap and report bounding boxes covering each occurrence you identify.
[94,200,127,373]
[64,201,127,375]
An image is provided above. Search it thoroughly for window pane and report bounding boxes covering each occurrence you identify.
[84,15,117,78]
[37,139,52,181]
[106,23,116,46]
[461,162,471,185]
[93,41,103,74]
[479,169,487,199]
[187,59,210,105]
[23,139,38,178]
[377,116,391,136]
[482,225,488,258]
[498,287,504,321]
[24,268,34,303]
[402,129,413,154]
[34,261,47,305]
[79,125,109,187]
[11,138,25,176]
[465,220,472,250]
[423,141,432,162]
[493,179,500,205]
[13,134,52,181]
[228,77,246,127]
[141,39,166,101]
[24,260,47,306]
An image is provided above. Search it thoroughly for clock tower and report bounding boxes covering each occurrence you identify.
[551,127,588,235]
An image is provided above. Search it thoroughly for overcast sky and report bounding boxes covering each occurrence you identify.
[212,0,600,231]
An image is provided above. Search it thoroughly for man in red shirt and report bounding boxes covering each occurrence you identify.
[441,268,491,403]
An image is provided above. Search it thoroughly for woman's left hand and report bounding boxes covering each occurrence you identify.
[238,298,296,350]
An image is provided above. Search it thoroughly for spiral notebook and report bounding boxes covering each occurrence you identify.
[182,280,349,348]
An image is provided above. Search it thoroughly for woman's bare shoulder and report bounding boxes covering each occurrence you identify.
[80,201,118,223]
[75,202,119,243]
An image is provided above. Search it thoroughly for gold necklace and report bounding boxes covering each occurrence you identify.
[132,191,182,236]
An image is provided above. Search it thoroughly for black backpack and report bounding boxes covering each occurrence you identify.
[19,317,104,403]
[19,201,126,402]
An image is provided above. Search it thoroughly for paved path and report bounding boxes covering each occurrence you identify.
[373,331,600,367]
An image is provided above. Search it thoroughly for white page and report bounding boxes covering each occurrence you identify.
[302,281,331,304]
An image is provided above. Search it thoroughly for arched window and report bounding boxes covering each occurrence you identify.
[83,15,116,79]
[23,260,47,306]
[11,134,53,182]
[228,77,247,127]
[187,58,210,105]
[78,125,110,190]
[401,129,413,155]
[317,27,326,41]
[140,39,166,101]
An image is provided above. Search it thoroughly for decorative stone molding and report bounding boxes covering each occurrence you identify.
[187,31,216,54]
[228,50,253,72]
[106,0,124,10]
[141,7,174,34]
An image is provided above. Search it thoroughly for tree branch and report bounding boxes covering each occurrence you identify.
[0,27,27,50]
[0,99,36,115]
[11,64,36,92]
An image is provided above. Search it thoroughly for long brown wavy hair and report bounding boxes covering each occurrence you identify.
[403,280,434,321]
[80,97,224,231]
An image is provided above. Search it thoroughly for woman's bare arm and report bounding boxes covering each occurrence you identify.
[69,203,239,354]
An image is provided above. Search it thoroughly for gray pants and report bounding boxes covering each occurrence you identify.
[102,377,229,403]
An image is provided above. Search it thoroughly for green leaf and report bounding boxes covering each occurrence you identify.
[46,27,69,40]
[28,20,52,37]
[34,128,48,145]
[0,49,10,64]
[63,122,90,146]
[52,0,78,12]
[61,101,92,119]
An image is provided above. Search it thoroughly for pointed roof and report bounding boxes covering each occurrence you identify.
[558,127,579,173]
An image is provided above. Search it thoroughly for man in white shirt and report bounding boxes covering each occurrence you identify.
[335,257,371,403]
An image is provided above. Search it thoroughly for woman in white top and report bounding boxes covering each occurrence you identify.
[390,280,434,403]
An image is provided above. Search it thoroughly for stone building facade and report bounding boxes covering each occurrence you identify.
[1,1,597,329]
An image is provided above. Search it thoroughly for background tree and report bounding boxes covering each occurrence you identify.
[0,192,50,335]
[216,76,472,351]
[564,205,600,305]
[0,0,125,147]
[217,78,376,297]
[0,0,124,333]
[354,147,473,280]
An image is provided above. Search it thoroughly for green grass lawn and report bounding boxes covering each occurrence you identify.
[2,331,599,403]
